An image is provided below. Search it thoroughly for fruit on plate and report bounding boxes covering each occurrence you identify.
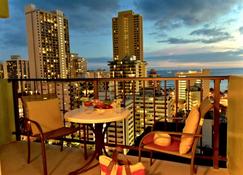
[93,99,103,106]
[94,103,112,109]
[84,101,93,107]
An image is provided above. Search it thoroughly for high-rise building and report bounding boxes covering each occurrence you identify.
[86,70,110,79]
[109,56,144,96]
[25,4,71,111]
[69,53,87,78]
[3,55,29,79]
[2,55,30,92]
[135,88,173,134]
[0,63,4,79]
[112,10,143,61]
[188,85,202,110]
[148,69,161,90]
[176,69,210,109]
[111,10,147,86]
[25,4,70,79]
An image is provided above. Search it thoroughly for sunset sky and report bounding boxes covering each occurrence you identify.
[0,0,243,70]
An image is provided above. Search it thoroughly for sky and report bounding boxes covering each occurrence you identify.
[0,0,243,70]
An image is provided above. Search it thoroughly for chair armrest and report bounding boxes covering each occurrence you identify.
[24,118,45,139]
[139,131,201,147]
[152,131,202,137]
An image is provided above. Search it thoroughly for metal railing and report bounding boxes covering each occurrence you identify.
[9,76,229,168]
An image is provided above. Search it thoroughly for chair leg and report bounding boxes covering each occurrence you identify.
[190,158,196,175]
[27,135,31,164]
[40,139,48,175]
[150,151,153,166]
[194,165,198,174]
[83,125,88,160]
[60,139,64,152]
[138,147,142,162]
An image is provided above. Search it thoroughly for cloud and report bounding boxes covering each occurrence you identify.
[158,35,232,44]
[239,26,243,34]
[159,27,232,44]
[145,50,243,69]
[148,31,167,38]
[0,2,27,54]
[190,28,230,37]
[146,49,243,64]
[0,0,120,60]
[200,36,232,43]
[223,18,237,25]
[135,0,242,30]
[12,0,120,32]
[158,38,199,44]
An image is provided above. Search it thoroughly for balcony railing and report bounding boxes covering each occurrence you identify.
[9,76,228,169]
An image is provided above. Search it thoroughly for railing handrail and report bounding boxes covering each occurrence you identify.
[7,75,229,82]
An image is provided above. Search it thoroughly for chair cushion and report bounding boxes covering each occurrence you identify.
[26,98,63,135]
[179,107,200,154]
[143,133,180,152]
[153,133,171,147]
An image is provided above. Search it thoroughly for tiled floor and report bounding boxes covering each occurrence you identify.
[0,142,229,175]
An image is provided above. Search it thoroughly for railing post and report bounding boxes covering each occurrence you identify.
[94,79,99,99]
[142,80,146,130]
[153,81,156,123]
[132,81,136,141]
[213,79,220,169]
[175,80,179,115]
[175,80,179,131]
[164,80,167,122]
[11,80,21,141]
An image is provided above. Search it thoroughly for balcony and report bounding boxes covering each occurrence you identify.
[0,141,229,175]
[0,75,242,175]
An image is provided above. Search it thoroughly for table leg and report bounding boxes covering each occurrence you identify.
[69,123,107,175]
[94,123,104,156]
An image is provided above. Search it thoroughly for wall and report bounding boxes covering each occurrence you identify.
[0,80,15,145]
[227,76,243,174]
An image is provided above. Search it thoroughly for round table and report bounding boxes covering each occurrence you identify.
[64,107,130,175]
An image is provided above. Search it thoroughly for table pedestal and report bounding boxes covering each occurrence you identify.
[69,123,110,175]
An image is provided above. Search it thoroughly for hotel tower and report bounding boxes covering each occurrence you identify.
[25,4,70,79]
[25,4,71,111]
[112,10,143,62]
[110,10,147,95]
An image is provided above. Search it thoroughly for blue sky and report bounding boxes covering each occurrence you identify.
[0,0,243,70]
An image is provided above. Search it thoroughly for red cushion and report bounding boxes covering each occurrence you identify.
[142,133,180,152]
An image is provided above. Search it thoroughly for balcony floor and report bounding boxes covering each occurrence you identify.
[0,141,229,175]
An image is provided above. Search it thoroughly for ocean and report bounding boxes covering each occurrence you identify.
[153,67,243,91]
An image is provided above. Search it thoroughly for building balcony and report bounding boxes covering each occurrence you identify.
[0,141,229,175]
[0,75,242,175]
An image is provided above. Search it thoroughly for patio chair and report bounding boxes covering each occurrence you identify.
[138,97,213,175]
[21,94,86,175]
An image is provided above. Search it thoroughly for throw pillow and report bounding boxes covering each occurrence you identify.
[179,107,200,154]
[154,133,171,147]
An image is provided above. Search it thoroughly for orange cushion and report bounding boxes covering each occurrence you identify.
[154,133,171,147]
[143,133,180,152]
[26,98,63,135]
[179,107,200,154]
